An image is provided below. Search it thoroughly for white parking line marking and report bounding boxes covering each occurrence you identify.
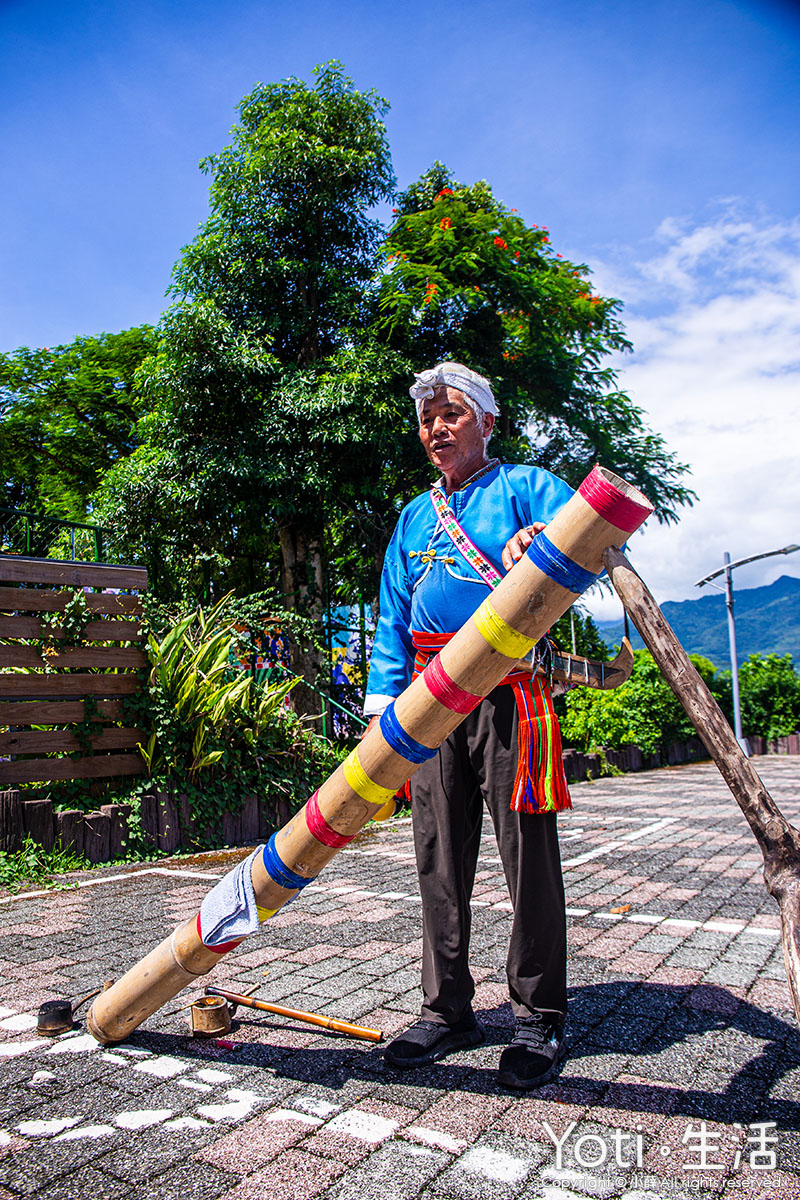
[114,1109,173,1130]
[0,1014,37,1032]
[54,1123,115,1142]
[405,1125,467,1152]
[133,1055,188,1078]
[0,1041,41,1059]
[198,1088,263,1122]
[17,1118,80,1137]
[265,1108,322,1126]
[561,818,678,868]
[326,1110,398,1144]
[458,1146,531,1183]
[579,909,780,938]
[0,865,227,904]
[46,1034,99,1056]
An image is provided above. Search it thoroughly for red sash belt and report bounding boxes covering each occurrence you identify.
[410,631,572,816]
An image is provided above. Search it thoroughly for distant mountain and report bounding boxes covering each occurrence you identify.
[596,574,800,669]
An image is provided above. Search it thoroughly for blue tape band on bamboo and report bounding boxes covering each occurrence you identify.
[526,532,599,595]
[379,703,438,765]
[262,835,315,892]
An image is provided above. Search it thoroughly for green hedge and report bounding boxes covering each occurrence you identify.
[559,648,800,755]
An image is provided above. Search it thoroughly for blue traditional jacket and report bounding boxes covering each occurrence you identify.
[364,460,574,715]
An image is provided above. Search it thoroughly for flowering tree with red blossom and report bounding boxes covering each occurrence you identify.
[374,163,693,521]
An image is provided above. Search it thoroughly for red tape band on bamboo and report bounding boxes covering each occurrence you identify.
[578,466,653,534]
[306,790,355,849]
[195,914,243,955]
[423,653,483,714]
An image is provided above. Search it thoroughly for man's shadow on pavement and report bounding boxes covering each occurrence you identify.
[127,981,800,1129]
[472,980,800,1129]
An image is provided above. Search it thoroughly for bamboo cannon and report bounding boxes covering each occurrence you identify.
[604,546,800,1024]
[87,466,654,1045]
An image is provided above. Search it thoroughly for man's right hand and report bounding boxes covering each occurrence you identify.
[501,522,545,571]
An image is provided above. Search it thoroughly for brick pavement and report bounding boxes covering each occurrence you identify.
[1,757,799,1199]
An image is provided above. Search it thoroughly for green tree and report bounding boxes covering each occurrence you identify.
[96,64,400,609]
[0,327,156,519]
[550,606,609,660]
[715,653,800,739]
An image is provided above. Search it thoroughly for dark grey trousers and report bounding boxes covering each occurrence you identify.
[410,684,567,1026]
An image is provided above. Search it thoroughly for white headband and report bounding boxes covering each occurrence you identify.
[409,362,497,421]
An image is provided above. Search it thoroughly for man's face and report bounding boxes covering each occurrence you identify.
[418,386,493,477]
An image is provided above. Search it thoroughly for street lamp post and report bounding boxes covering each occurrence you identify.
[695,543,800,756]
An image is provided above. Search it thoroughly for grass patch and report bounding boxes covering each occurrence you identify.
[0,836,90,893]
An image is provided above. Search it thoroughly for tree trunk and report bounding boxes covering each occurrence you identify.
[278,522,327,725]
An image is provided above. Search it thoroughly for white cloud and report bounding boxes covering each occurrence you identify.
[581,208,800,623]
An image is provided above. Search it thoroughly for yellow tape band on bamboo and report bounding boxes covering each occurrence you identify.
[473,597,536,659]
[257,906,277,922]
[342,749,398,807]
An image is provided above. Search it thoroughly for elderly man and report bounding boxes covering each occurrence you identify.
[364,362,575,1090]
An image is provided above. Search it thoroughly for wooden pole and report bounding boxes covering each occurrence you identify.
[87,467,654,1045]
[603,545,800,1024]
[204,986,383,1042]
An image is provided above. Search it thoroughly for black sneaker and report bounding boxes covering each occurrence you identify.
[384,1015,485,1069]
[496,1014,566,1090]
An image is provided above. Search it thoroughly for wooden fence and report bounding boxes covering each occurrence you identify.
[0,555,148,788]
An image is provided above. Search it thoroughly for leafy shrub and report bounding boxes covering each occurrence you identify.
[560,649,721,754]
[126,592,345,844]
[0,836,89,893]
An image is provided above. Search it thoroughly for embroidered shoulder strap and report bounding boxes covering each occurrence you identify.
[430,489,502,589]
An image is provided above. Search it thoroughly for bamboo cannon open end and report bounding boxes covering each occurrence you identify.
[86,466,654,1044]
[87,919,221,1044]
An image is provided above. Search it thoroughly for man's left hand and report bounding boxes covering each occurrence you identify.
[502,522,545,571]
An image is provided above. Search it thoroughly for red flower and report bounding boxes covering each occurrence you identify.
[435,188,454,199]
[514,251,520,259]
[494,236,507,249]
[440,217,452,230]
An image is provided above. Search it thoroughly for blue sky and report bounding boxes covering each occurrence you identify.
[2,0,799,621]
